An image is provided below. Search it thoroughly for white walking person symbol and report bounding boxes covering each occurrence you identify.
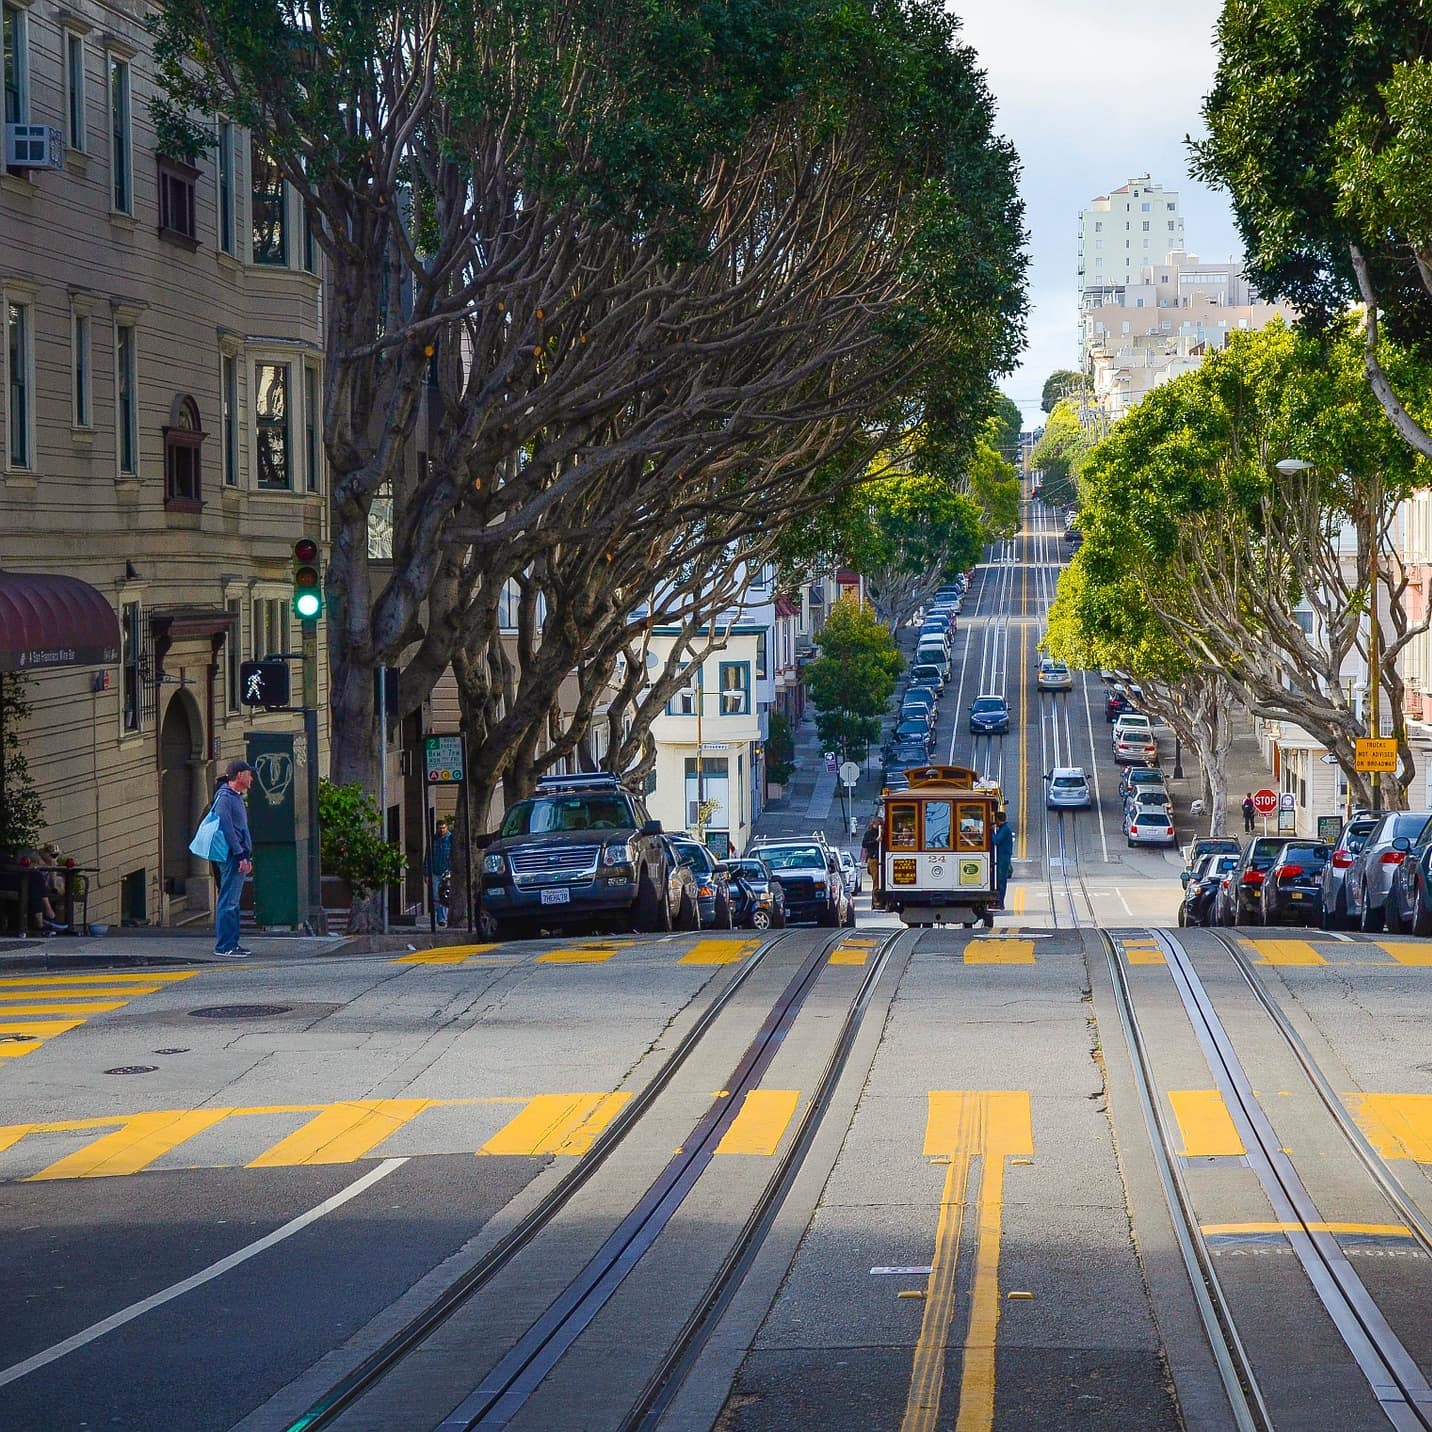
[245,670,264,702]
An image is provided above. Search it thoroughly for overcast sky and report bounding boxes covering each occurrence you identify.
[953,1,1243,429]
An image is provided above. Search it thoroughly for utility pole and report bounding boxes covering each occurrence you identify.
[1368,493,1382,812]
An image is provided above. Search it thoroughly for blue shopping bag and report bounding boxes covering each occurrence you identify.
[188,800,229,863]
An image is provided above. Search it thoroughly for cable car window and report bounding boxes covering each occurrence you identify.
[924,801,953,850]
[957,803,986,850]
[889,803,918,850]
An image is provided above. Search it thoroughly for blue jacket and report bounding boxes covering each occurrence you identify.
[214,784,252,862]
[430,830,453,877]
[992,820,1014,878]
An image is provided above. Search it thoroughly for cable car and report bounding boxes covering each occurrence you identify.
[876,766,1002,928]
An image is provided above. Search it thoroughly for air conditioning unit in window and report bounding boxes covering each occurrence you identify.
[5,124,64,171]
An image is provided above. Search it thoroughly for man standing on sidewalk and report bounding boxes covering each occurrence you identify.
[214,759,255,958]
[1241,792,1256,834]
[992,809,1014,909]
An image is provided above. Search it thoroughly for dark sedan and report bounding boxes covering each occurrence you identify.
[968,694,1010,735]
[1213,836,1288,925]
[1259,841,1332,927]
[1180,853,1238,926]
[666,834,733,928]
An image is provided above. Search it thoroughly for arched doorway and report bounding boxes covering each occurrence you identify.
[160,692,202,902]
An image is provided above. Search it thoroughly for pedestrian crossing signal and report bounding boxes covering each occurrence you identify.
[292,536,323,620]
[239,659,290,708]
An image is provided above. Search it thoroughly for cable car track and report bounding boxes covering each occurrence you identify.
[287,925,912,1432]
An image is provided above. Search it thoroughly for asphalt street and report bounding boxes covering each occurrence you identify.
[4,503,1432,1431]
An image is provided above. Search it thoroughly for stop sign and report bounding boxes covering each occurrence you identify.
[1252,788,1278,816]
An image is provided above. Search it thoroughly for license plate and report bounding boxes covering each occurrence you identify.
[1289,892,1304,900]
[540,888,571,905]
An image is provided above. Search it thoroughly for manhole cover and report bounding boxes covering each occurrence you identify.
[0,1033,37,1044]
[105,1065,157,1075]
[154,1048,190,1055]
[188,1005,292,1020]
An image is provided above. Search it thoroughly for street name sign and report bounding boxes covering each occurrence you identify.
[1355,737,1398,774]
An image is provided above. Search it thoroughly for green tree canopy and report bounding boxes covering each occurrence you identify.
[1028,399,1089,508]
[1041,370,1087,413]
[806,595,904,761]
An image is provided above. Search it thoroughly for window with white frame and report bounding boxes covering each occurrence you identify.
[108,53,132,214]
[217,120,236,255]
[221,351,238,485]
[255,361,290,488]
[72,309,91,428]
[719,661,749,715]
[5,297,33,470]
[251,141,287,264]
[64,29,85,150]
[115,320,138,475]
[2,3,27,126]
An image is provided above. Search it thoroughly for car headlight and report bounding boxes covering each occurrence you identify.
[813,878,826,890]
[602,840,636,866]
[481,853,505,875]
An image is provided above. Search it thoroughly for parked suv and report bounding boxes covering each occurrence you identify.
[478,774,669,939]
[751,838,845,926]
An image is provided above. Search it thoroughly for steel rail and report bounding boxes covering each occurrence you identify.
[439,926,861,1429]
[622,926,912,1429]
[1157,928,1432,1430]
[1101,929,1270,1431]
[1206,927,1432,1261]
[282,928,802,1432]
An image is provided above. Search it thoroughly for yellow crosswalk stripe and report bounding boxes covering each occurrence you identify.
[1375,943,1432,967]
[1347,1093,1432,1162]
[0,970,198,1059]
[1245,938,1327,967]
[0,971,195,987]
[964,939,1035,965]
[0,1001,129,1016]
[536,942,632,964]
[248,1099,440,1167]
[394,945,500,964]
[1169,1090,1245,1157]
[479,1092,630,1156]
[1202,1221,1411,1238]
[715,1090,800,1155]
[0,985,168,1000]
[681,938,759,966]
[0,1019,85,1056]
[27,1110,235,1180]
[831,939,875,965]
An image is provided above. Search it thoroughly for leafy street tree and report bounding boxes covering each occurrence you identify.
[805,596,904,764]
[1029,400,1090,508]
[1041,370,1088,414]
[153,0,1028,839]
[1195,4,1432,457]
[1054,321,1431,809]
[0,673,45,852]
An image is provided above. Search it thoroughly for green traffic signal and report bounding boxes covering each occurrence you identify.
[292,537,323,620]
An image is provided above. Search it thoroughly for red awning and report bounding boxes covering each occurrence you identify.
[0,570,121,673]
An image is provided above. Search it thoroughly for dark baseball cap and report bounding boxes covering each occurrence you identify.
[226,759,257,779]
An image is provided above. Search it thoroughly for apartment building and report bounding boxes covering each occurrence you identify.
[1,0,328,927]
[1077,175,1184,308]
[1080,252,1296,422]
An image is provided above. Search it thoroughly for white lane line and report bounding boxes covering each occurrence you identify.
[0,1157,409,1388]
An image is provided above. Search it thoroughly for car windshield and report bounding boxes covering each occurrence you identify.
[1053,775,1085,788]
[905,691,934,706]
[912,667,941,678]
[972,697,1006,713]
[1131,770,1163,783]
[500,793,635,837]
[672,841,714,873]
[1386,814,1432,841]
[1249,838,1285,865]
[1344,821,1377,851]
[759,845,826,870]
[728,860,769,880]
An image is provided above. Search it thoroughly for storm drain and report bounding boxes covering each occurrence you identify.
[105,1066,158,1075]
[188,1004,292,1020]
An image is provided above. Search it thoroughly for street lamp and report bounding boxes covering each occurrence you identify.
[1276,457,1382,811]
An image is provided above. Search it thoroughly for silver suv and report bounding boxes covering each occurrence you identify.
[1316,815,1378,930]
[1344,811,1432,933]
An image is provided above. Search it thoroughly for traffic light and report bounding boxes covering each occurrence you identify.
[239,659,291,709]
[292,536,323,621]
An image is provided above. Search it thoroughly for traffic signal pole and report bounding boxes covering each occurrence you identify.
[302,616,323,932]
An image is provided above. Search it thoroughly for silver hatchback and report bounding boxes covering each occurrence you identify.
[1344,811,1432,932]
[1317,815,1377,930]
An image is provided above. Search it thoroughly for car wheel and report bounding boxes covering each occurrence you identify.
[1334,888,1352,931]
[1386,896,1405,934]
[751,907,772,931]
[633,870,672,934]
[1176,903,1187,927]
[1359,886,1385,934]
[677,889,699,931]
[1412,893,1432,937]
[1318,899,1332,932]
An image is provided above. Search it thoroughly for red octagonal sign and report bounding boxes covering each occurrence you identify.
[1252,788,1278,816]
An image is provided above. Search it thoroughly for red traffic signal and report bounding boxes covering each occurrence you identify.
[294,537,319,563]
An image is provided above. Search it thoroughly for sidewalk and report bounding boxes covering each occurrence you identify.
[1153,702,1273,854]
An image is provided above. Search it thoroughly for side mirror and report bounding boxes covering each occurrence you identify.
[472,831,497,851]
[1392,836,1413,853]
[641,820,663,836]
[1180,871,1191,887]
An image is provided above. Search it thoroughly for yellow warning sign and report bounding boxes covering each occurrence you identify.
[1355,737,1398,774]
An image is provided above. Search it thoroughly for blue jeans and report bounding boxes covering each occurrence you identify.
[430,873,449,924]
[215,857,245,952]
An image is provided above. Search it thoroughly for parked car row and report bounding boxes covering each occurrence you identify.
[1176,809,1432,932]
